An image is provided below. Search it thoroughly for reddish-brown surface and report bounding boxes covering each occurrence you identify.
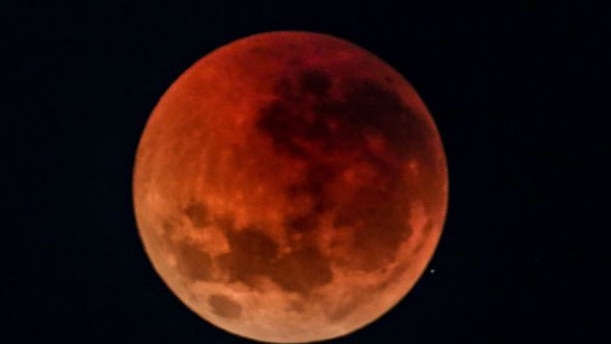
[133,31,448,343]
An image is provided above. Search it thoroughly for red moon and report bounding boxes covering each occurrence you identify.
[133,31,448,343]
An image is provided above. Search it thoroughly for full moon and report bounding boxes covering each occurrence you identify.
[133,31,448,343]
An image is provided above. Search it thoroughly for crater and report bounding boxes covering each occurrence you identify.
[208,294,242,319]
[162,220,175,235]
[271,246,333,294]
[175,242,214,281]
[184,201,210,227]
[218,226,333,295]
[218,227,279,288]
[324,289,367,322]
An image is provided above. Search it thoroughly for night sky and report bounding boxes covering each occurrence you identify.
[5,1,607,343]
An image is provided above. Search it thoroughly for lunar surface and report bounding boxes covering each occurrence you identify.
[133,31,448,343]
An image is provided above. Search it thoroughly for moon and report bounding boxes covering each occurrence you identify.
[133,31,448,343]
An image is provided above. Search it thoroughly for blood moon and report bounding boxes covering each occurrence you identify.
[133,31,448,343]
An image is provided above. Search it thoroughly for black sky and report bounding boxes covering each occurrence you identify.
[4,1,608,343]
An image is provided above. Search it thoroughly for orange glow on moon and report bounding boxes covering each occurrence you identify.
[133,31,448,343]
